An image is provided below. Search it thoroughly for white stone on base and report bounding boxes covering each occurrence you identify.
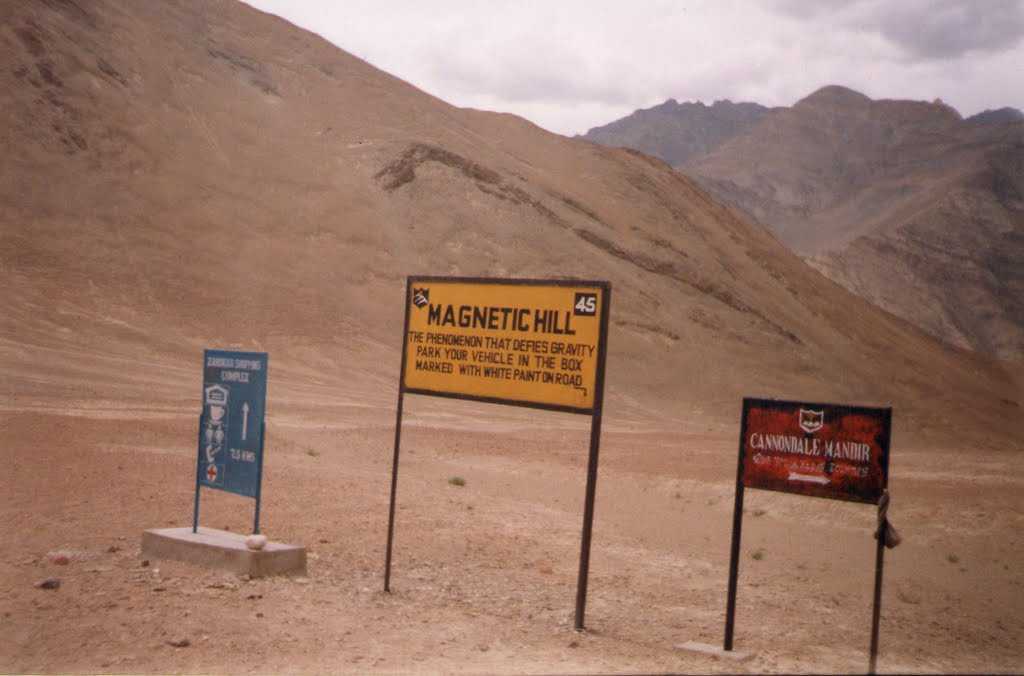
[245,534,268,550]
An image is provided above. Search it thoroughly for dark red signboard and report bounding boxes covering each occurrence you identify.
[726,397,895,670]
[740,398,891,504]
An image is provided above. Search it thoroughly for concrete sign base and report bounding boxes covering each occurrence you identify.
[142,527,306,577]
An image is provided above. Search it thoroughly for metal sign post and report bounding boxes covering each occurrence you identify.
[573,391,605,630]
[723,407,749,651]
[723,398,893,672]
[253,420,267,534]
[383,276,611,631]
[869,516,887,674]
[192,349,269,534]
[192,414,204,533]
[383,372,407,593]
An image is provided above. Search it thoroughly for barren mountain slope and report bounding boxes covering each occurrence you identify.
[687,86,1017,250]
[584,85,1024,358]
[0,2,1017,440]
[687,86,1024,359]
[806,126,1024,357]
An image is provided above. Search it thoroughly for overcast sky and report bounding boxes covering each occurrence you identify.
[245,0,1024,136]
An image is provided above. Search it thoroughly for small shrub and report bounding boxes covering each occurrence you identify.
[306,448,319,457]
[448,476,466,487]
[751,549,765,561]
[947,553,959,564]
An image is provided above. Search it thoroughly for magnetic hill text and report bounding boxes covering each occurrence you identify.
[426,304,578,335]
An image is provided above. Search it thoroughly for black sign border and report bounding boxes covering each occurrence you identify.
[739,396,892,505]
[398,275,611,416]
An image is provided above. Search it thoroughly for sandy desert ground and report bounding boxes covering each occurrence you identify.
[2,357,1022,674]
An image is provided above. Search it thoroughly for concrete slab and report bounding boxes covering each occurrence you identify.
[141,527,306,577]
[675,641,753,662]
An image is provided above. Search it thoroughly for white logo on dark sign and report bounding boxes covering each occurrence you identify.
[799,408,824,434]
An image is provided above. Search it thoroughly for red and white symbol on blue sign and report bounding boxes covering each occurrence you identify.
[206,464,218,482]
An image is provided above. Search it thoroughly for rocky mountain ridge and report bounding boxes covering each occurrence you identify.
[583,85,1024,359]
[580,98,777,167]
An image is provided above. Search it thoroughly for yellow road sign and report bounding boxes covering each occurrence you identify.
[401,278,609,412]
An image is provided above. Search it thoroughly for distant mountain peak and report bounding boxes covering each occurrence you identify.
[794,85,963,125]
[968,107,1024,125]
[634,97,773,117]
[796,85,873,107]
[581,96,774,166]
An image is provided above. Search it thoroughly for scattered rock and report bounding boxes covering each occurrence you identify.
[318,538,329,544]
[49,554,70,566]
[106,545,121,554]
[568,640,580,648]
[140,560,150,568]
[245,534,268,550]
[152,586,166,592]
[207,581,238,590]
[246,594,263,600]
[897,589,921,605]
[35,578,60,590]
[167,638,190,648]
[256,612,264,619]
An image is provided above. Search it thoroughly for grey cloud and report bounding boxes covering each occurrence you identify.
[420,33,644,106]
[768,0,865,17]
[769,0,1024,60]
[246,0,1024,136]
[874,1,1024,59]
[446,68,638,107]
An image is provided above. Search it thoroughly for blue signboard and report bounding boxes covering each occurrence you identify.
[196,349,268,499]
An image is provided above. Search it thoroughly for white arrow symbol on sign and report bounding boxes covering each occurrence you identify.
[788,471,829,485]
[241,402,250,441]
